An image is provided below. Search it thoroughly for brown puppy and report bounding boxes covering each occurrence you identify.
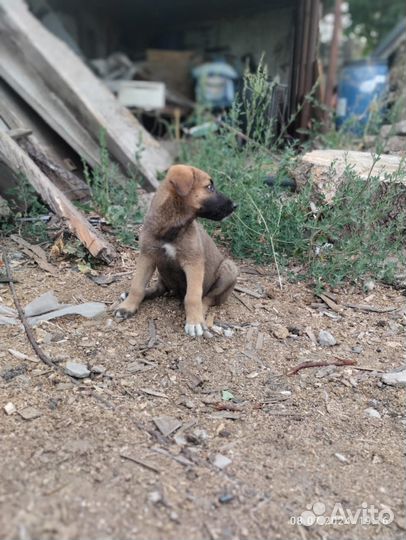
[115,164,238,336]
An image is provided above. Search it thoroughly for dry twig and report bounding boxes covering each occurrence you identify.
[2,249,60,371]
[287,357,356,376]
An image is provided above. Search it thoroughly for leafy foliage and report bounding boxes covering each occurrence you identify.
[323,0,405,53]
[181,64,406,289]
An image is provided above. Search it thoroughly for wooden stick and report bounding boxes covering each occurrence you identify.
[0,131,117,263]
[344,303,399,313]
[234,285,263,299]
[119,453,161,474]
[287,357,356,376]
[2,249,59,371]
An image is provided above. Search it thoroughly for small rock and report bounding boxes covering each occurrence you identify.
[219,493,235,504]
[19,406,42,420]
[223,328,234,338]
[364,407,381,419]
[169,511,179,522]
[186,428,209,445]
[148,490,163,505]
[178,397,195,409]
[363,280,375,292]
[203,330,213,339]
[4,402,16,415]
[315,365,337,378]
[91,365,106,375]
[55,382,74,391]
[318,330,337,347]
[351,345,363,354]
[212,453,232,469]
[153,415,182,437]
[334,452,349,463]
[1,365,27,381]
[272,325,289,340]
[65,362,90,378]
[381,369,406,387]
[211,325,224,336]
[173,433,187,446]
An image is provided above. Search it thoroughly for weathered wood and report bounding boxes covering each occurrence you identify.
[18,137,90,201]
[293,149,405,203]
[0,0,172,191]
[0,79,90,200]
[0,131,117,263]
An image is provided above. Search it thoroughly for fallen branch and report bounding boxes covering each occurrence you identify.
[287,357,356,376]
[10,234,58,275]
[344,303,399,313]
[0,131,117,263]
[316,292,343,313]
[214,402,244,412]
[233,291,253,312]
[2,249,59,371]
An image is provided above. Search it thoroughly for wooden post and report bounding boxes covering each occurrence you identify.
[325,0,342,110]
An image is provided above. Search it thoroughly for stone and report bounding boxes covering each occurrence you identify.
[212,453,232,469]
[19,406,42,420]
[352,345,363,354]
[148,490,163,505]
[4,402,16,415]
[153,415,182,437]
[381,369,406,387]
[318,330,337,347]
[272,325,289,340]
[334,452,349,463]
[364,407,381,419]
[224,328,234,338]
[91,365,106,374]
[65,362,90,378]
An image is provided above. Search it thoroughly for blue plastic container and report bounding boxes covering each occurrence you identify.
[336,59,388,133]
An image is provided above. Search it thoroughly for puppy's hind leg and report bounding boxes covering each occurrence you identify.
[203,258,238,314]
[144,276,168,300]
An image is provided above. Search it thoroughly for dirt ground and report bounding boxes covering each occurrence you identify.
[1,241,405,540]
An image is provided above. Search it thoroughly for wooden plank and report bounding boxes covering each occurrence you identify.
[0,131,117,263]
[0,79,90,200]
[0,0,172,191]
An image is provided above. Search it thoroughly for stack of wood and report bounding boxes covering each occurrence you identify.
[0,0,173,263]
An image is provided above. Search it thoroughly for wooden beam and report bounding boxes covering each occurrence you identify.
[0,131,117,263]
[0,0,172,191]
[0,83,91,200]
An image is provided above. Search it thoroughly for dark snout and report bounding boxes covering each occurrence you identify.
[197,190,237,221]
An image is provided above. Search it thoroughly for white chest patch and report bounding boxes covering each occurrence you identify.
[163,243,177,259]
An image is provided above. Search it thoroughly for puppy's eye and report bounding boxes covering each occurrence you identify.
[207,183,215,192]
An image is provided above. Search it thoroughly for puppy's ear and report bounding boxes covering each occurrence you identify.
[168,166,196,197]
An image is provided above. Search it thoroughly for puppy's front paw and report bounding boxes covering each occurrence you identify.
[184,321,207,337]
[115,300,137,321]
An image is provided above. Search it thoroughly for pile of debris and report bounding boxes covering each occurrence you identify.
[0,0,172,262]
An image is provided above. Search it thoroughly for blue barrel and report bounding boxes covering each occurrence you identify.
[336,59,388,133]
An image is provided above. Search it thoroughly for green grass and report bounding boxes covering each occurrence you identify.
[81,131,143,247]
[0,176,49,242]
[180,66,406,289]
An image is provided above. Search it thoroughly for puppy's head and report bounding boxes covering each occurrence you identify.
[165,164,237,221]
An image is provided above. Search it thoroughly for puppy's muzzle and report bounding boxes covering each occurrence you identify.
[197,192,237,221]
